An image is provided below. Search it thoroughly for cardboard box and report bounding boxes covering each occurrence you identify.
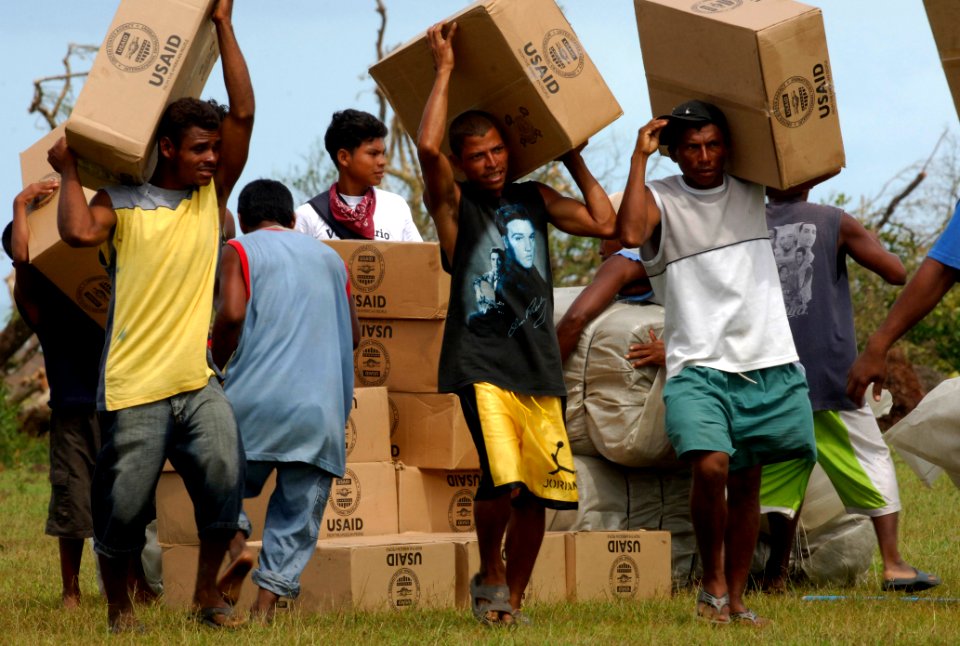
[65,0,220,184]
[396,466,481,533]
[924,0,960,121]
[458,531,568,605]
[346,387,392,463]
[157,461,398,544]
[370,0,622,181]
[635,0,844,189]
[355,319,444,392]
[565,531,671,600]
[162,542,263,608]
[302,535,457,611]
[389,392,478,469]
[324,241,449,320]
[19,127,112,327]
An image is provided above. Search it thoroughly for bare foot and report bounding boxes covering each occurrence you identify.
[250,588,280,624]
[217,549,255,606]
[62,591,81,610]
[108,608,144,634]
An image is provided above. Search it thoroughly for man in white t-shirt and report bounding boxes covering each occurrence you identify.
[295,109,422,241]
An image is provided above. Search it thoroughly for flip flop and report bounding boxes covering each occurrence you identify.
[194,606,246,629]
[216,550,255,607]
[882,568,941,593]
[730,609,771,627]
[469,573,513,626]
[695,588,730,625]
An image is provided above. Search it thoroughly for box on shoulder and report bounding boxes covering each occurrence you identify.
[19,126,112,327]
[924,0,960,121]
[396,465,482,533]
[355,319,444,392]
[389,392,478,469]
[565,530,671,600]
[324,241,449,319]
[370,0,622,181]
[65,0,220,184]
[347,387,392,463]
[635,0,844,189]
[303,535,457,611]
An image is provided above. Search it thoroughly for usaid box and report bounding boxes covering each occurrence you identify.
[324,241,449,320]
[355,319,444,392]
[346,387,392,463]
[389,392,479,469]
[396,466,480,534]
[565,531,671,601]
[635,0,844,189]
[321,462,398,539]
[162,542,264,608]
[65,0,220,184]
[157,460,397,544]
[370,0,622,181]
[19,127,112,327]
[924,0,960,121]
[302,535,456,611]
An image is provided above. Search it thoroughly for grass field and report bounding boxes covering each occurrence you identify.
[2,455,959,645]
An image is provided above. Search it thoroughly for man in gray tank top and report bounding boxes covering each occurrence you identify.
[760,189,940,594]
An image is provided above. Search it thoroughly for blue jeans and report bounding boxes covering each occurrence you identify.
[92,378,244,557]
[239,461,332,599]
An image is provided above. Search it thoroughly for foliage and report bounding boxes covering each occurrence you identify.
[0,386,46,468]
[833,132,960,373]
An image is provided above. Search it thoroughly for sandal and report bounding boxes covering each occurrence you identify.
[695,588,730,625]
[730,609,771,627]
[470,573,512,626]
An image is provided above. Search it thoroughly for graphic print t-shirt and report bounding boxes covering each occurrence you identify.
[438,182,565,397]
[766,198,858,410]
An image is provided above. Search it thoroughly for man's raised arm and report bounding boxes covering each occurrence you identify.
[538,143,617,238]
[618,119,668,249]
[212,0,254,217]
[416,21,460,263]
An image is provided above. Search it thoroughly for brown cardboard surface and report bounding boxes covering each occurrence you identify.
[157,462,397,545]
[565,530,671,600]
[324,241,449,320]
[301,535,456,611]
[162,542,263,608]
[346,387,392,463]
[321,462,399,539]
[65,0,220,183]
[370,0,622,181]
[19,127,112,327]
[354,319,444,392]
[635,0,844,189]
[924,0,960,121]
[389,392,479,469]
[396,466,481,534]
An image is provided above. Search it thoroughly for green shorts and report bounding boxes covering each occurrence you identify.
[663,364,816,472]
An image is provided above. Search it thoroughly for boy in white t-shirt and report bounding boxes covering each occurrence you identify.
[295,109,421,242]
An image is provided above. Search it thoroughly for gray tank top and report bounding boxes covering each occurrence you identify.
[766,198,858,410]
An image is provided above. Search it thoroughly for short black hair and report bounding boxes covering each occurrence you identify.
[324,110,387,166]
[449,110,504,157]
[237,179,295,229]
[1,223,12,261]
[494,203,531,237]
[156,97,223,146]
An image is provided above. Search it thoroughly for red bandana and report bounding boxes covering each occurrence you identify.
[328,183,376,239]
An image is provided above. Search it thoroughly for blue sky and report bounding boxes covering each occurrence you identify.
[0,1,956,316]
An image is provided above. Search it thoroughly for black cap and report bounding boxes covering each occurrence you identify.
[658,100,729,149]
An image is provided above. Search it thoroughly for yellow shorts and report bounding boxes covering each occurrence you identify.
[459,382,578,509]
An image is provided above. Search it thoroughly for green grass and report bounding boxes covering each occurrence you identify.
[2,457,959,645]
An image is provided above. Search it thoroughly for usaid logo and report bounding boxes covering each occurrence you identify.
[350,245,385,293]
[106,23,159,73]
[691,0,742,13]
[771,76,815,128]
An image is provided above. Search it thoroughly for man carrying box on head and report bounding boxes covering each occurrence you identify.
[296,109,422,242]
[416,22,618,627]
[47,0,253,632]
[212,179,359,623]
[618,100,820,626]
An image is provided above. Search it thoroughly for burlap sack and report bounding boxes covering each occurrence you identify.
[884,377,960,488]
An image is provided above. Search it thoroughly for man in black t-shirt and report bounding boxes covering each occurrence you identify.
[416,21,619,626]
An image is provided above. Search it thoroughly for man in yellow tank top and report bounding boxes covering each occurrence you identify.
[47,0,253,632]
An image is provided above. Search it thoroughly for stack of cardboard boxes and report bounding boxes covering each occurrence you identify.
[156,240,672,611]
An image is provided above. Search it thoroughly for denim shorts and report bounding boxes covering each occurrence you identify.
[92,377,244,557]
[46,405,101,539]
[663,363,816,472]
